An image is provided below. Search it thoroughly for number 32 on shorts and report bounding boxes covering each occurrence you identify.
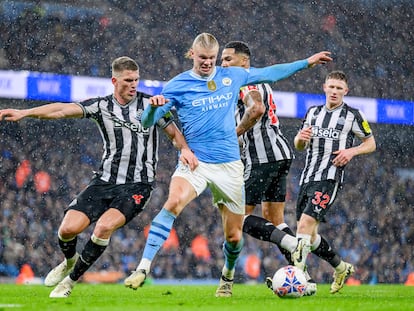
[311,191,330,209]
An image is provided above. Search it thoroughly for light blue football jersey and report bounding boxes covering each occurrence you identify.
[142,60,308,163]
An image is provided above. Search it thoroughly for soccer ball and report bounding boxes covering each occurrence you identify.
[272,265,307,298]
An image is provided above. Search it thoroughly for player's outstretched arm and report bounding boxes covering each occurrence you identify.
[0,108,26,122]
[247,51,332,86]
[0,103,83,121]
[307,51,332,68]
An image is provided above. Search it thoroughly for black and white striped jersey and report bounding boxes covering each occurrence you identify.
[298,102,373,185]
[236,83,294,167]
[77,92,173,185]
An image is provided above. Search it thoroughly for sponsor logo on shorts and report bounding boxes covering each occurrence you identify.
[313,206,323,214]
[132,194,144,205]
[178,162,190,173]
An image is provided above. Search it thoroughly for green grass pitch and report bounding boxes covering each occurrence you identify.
[0,283,413,311]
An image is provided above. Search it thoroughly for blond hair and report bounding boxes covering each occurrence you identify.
[185,33,219,59]
[111,56,139,77]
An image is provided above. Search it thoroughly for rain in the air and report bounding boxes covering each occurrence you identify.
[0,0,413,299]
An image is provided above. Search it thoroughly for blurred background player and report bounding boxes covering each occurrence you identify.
[221,41,317,295]
[0,56,197,298]
[292,70,376,294]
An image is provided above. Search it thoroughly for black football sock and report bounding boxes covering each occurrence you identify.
[58,236,78,259]
[278,226,295,265]
[243,214,287,246]
[69,238,107,281]
[281,226,294,237]
[311,235,341,267]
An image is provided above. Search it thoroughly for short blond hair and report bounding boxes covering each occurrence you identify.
[185,33,219,58]
[111,56,139,77]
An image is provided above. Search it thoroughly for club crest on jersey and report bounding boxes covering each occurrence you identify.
[337,117,346,125]
[207,80,217,91]
[222,77,232,86]
[135,109,144,121]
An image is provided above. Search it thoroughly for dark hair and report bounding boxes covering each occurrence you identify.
[224,41,251,57]
[326,70,347,84]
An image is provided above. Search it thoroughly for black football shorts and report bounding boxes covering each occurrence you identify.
[67,176,153,224]
[296,180,341,222]
[244,159,292,205]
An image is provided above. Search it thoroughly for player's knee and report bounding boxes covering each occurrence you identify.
[264,212,284,225]
[58,226,79,239]
[225,229,243,244]
[164,196,186,215]
[94,222,117,237]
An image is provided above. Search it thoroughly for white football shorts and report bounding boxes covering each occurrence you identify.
[172,160,245,215]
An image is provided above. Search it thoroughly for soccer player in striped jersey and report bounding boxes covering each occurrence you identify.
[292,70,376,294]
[221,41,317,296]
[124,33,332,297]
[0,56,198,298]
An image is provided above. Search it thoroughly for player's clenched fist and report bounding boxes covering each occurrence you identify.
[149,95,169,107]
[0,109,25,122]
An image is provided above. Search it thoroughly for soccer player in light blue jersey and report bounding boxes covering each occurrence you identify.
[124,33,332,297]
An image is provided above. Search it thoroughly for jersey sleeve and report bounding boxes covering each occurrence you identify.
[352,109,373,139]
[77,96,106,119]
[155,110,175,129]
[140,80,178,128]
[246,60,308,85]
[300,107,315,129]
[141,101,174,127]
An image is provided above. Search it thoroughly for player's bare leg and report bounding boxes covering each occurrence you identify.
[215,205,244,297]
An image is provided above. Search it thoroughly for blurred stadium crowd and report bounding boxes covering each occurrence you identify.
[0,0,413,285]
[0,0,413,101]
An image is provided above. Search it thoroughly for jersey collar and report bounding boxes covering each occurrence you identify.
[189,67,217,81]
